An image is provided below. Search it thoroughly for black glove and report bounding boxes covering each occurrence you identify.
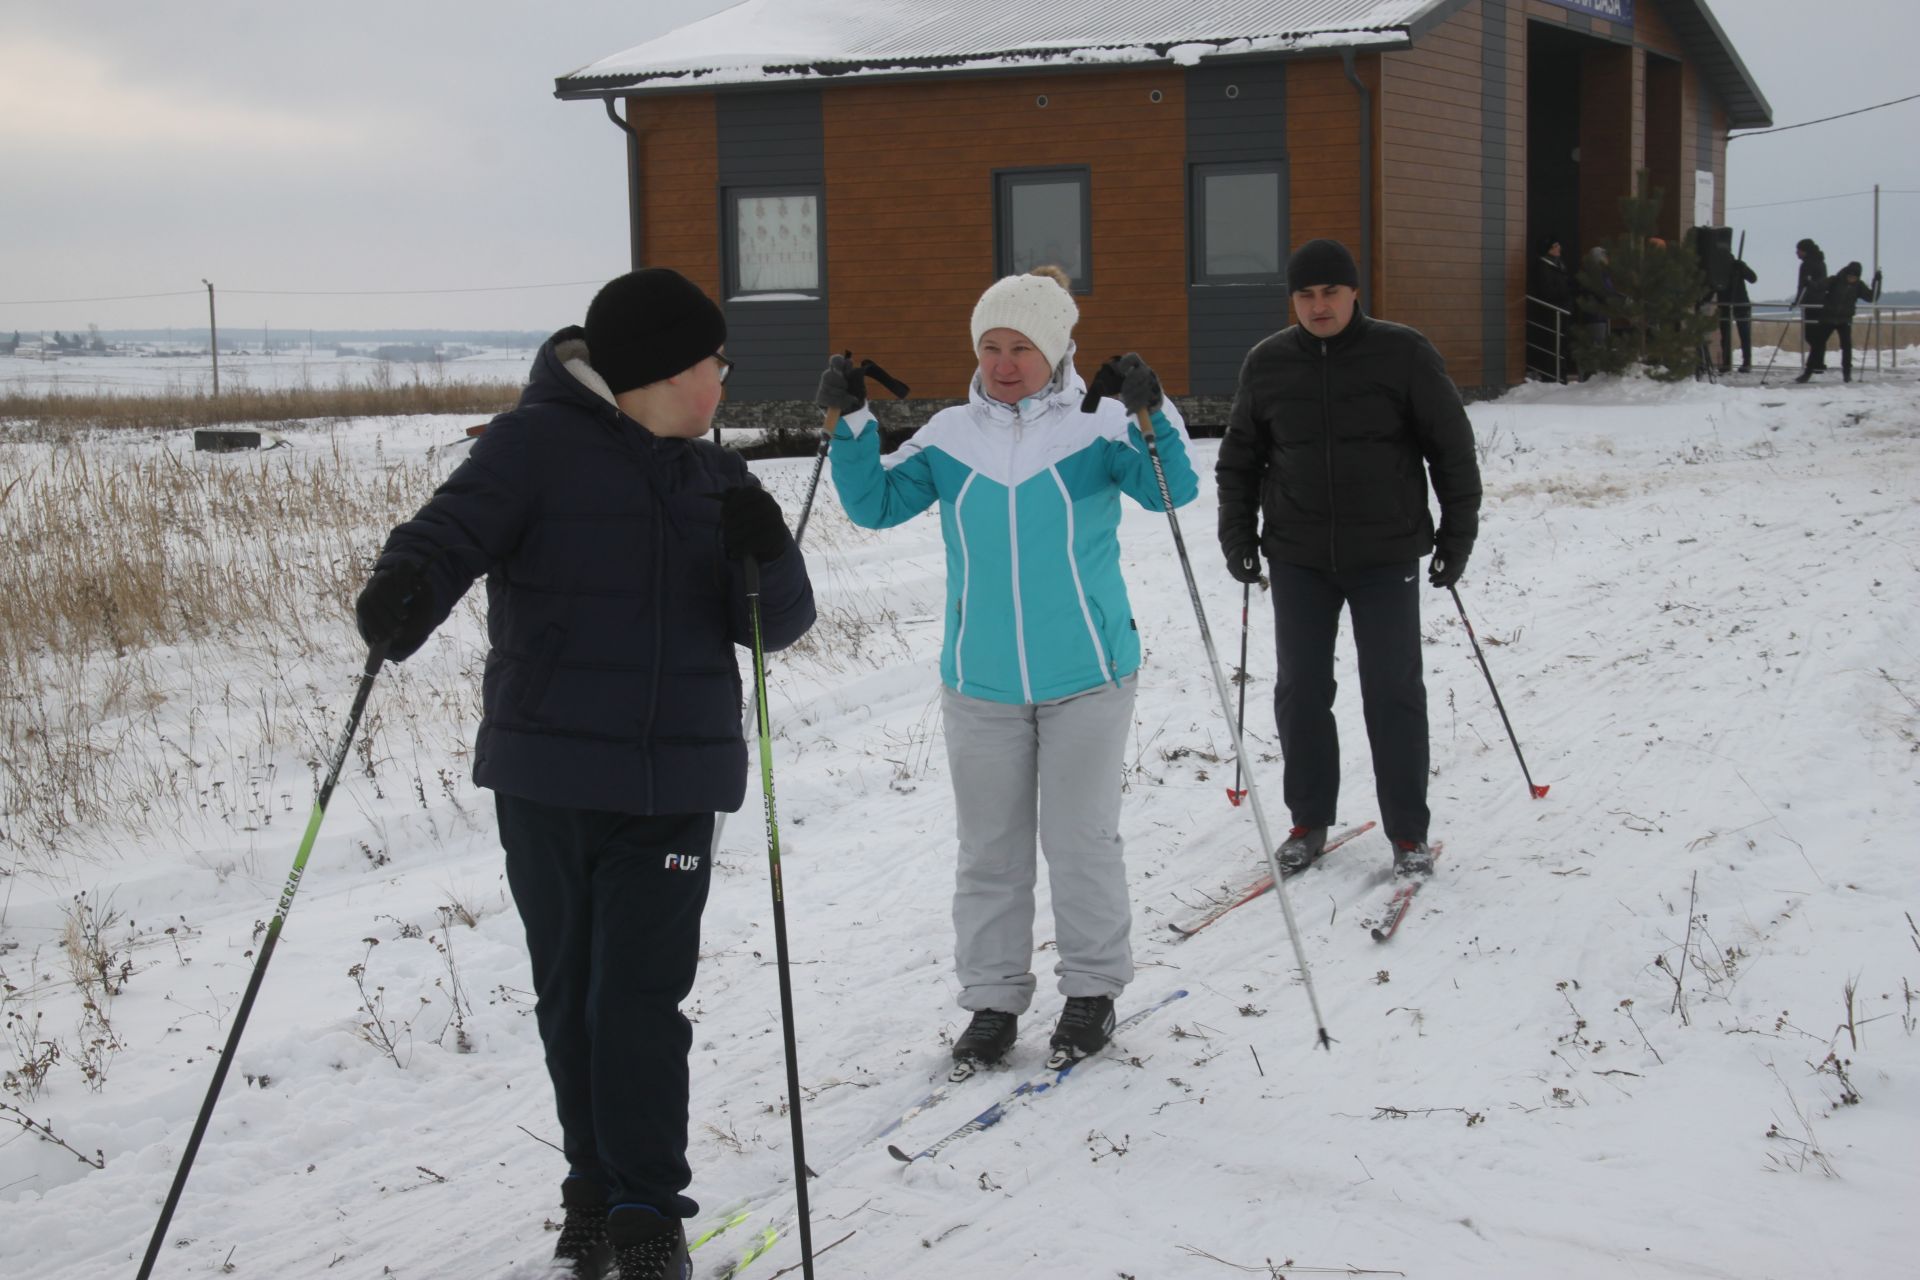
[813,353,866,416]
[1115,352,1163,414]
[718,485,794,563]
[355,561,431,648]
[1223,541,1263,585]
[1428,547,1469,589]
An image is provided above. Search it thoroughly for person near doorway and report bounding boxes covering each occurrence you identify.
[1214,237,1482,882]
[353,268,817,1280]
[1717,254,1758,373]
[1528,234,1573,382]
[816,266,1197,1074]
[1574,245,1616,378]
[1798,261,1882,383]
[1793,238,1831,374]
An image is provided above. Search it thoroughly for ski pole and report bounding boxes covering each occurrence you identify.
[742,556,816,1280]
[1228,581,1250,807]
[714,356,908,860]
[1083,361,1333,1050]
[1756,308,1794,386]
[1447,585,1549,799]
[137,642,391,1279]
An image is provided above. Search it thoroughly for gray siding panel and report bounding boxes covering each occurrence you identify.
[1186,62,1289,396]
[718,90,827,402]
[1481,0,1509,387]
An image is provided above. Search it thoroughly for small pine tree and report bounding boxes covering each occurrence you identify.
[1573,172,1718,381]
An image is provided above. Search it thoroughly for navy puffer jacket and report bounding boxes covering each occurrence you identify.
[374,328,816,816]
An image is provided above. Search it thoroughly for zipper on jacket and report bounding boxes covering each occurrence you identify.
[1319,339,1338,572]
[1008,411,1033,703]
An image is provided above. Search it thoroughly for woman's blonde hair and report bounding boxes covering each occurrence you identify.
[1027,265,1072,292]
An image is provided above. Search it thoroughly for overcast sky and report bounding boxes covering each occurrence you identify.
[1,0,1912,335]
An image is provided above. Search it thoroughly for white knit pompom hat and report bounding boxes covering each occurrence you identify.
[969,273,1080,370]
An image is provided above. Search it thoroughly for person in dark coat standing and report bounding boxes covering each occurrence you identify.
[1797,260,1882,382]
[353,268,816,1280]
[1527,234,1573,382]
[1717,255,1759,373]
[1215,238,1482,881]
[1793,238,1832,373]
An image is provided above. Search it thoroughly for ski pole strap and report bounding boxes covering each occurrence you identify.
[858,358,910,400]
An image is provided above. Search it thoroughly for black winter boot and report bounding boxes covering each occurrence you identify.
[1276,826,1328,875]
[1392,840,1436,878]
[1049,995,1117,1063]
[607,1206,689,1280]
[552,1178,612,1279]
[951,1009,1018,1068]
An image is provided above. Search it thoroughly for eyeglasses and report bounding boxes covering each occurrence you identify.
[713,353,735,385]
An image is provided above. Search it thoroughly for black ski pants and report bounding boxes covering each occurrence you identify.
[497,793,713,1218]
[1268,560,1429,846]
[1718,312,1752,370]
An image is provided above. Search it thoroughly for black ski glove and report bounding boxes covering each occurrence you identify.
[814,353,867,416]
[718,485,795,563]
[355,561,432,649]
[1428,546,1469,589]
[1114,352,1164,414]
[1223,541,1263,586]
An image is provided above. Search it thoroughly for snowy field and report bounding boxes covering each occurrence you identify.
[1,348,533,397]
[2,371,1918,1279]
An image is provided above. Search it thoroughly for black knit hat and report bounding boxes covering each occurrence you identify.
[1286,238,1360,291]
[584,268,727,395]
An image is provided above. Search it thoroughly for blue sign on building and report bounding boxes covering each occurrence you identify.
[1539,0,1635,21]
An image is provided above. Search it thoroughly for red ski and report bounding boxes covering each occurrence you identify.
[1167,821,1377,941]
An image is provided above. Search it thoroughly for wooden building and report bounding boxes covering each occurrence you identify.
[556,0,1770,408]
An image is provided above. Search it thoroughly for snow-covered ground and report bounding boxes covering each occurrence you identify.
[2,369,1918,1279]
[1,347,533,397]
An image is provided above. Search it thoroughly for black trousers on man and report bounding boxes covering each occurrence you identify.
[497,794,714,1218]
[1718,312,1752,371]
[1269,560,1430,846]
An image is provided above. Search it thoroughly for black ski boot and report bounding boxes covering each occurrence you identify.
[606,1206,689,1280]
[950,1009,1018,1078]
[552,1177,612,1279]
[1276,826,1328,875]
[1392,840,1436,877]
[1047,995,1116,1067]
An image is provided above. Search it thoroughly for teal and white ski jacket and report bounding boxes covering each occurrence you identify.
[829,360,1198,706]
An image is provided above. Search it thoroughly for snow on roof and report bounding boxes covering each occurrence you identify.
[556,0,1437,93]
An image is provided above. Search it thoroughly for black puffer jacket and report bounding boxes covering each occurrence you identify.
[1216,309,1482,573]
[375,328,816,816]
[1821,263,1879,325]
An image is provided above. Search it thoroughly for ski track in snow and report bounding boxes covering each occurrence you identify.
[3,371,1919,1278]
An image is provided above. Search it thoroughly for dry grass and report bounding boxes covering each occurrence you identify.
[0,380,517,433]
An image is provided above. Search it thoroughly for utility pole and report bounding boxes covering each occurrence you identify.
[202,279,220,396]
[1873,184,1882,374]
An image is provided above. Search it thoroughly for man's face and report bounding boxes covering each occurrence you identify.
[1292,284,1358,339]
[646,351,729,438]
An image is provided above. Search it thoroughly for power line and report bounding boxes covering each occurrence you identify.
[0,289,202,306]
[1729,188,1920,212]
[1731,92,1920,138]
[0,279,607,307]
[225,280,605,297]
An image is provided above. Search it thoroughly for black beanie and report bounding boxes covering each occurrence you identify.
[584,268,727,395]
[1286,238,1360,291]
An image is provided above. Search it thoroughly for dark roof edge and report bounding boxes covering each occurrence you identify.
[553,31,1415,99]
[1670,0,1773,130]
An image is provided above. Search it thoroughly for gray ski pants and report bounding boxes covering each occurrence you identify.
[941,675,1138,1013]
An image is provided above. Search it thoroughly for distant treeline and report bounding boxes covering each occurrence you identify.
[47,328,551,346]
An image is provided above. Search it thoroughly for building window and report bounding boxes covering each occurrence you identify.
[726,188,823,298]
[1191,162,1286,285]
[994,168,1091,291]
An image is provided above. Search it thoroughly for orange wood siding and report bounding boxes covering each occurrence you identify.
[1286,56,1369,268]
[1380,1,1525,387]
[629,94,719,300]
[819,71,1189,399]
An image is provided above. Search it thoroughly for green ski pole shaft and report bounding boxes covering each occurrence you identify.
[137,641,389,1279]
[742,558,816,1279]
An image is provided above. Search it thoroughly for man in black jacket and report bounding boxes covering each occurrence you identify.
[1717,255,1758,374]
[1216,239,1482,880]
[1793,238,1831,374]
[353,268,816,1280]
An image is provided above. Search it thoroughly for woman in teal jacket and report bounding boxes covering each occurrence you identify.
[816,267,1198,1073]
